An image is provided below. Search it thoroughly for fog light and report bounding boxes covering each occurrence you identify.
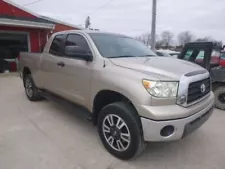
[160,125,175,137]
[177,95,187,105]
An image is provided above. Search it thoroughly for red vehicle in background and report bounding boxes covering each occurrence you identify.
[219,51,225,67]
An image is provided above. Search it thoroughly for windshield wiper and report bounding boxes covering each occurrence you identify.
[108,54,155,58]
[138,54,156,57]
[108,55,136,58]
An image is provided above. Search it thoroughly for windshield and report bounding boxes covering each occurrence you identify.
[89,33,156,58]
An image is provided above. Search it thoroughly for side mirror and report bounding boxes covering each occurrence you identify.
[65,46,93,61]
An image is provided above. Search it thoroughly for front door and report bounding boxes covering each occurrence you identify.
[56,33,93,107]
[40,34,67,94]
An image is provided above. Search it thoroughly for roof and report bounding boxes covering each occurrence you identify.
[53,29,129,37]
[3,0,82,29]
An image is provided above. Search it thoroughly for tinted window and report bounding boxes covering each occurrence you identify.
[64,34,91,59]
[49,34,65,56]
[89,33,156,58]
[65,34,90,51]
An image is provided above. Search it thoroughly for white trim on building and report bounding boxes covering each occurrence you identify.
[0,18,55,29]
[40,16,83,30]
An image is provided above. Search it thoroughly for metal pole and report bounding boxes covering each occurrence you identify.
[150,0,157,51]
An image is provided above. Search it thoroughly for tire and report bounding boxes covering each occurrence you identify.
[97,102,146,160]
[24,74,42,101]
[214,86,225,110]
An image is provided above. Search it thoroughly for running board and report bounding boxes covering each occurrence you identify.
[41,91,92,122]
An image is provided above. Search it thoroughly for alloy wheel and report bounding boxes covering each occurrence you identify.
[102,114,131,152]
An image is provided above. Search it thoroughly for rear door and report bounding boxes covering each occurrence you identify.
[40,34,67,94]
[178,42,214,70]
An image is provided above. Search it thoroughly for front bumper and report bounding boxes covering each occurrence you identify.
[140,95,215,142]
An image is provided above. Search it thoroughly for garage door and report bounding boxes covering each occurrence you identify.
[0,32,29,73]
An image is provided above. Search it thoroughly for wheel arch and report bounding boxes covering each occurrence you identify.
[92,90,139,125]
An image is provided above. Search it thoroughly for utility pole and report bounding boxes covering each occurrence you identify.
[150,0,157,51]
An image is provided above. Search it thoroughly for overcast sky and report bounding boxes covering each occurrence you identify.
[13,0,225,42]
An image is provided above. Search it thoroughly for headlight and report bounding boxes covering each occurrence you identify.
[142,80,178,98]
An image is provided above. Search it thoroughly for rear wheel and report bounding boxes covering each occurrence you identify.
[214,86,225,110]
[24,74,42,101]
[97,102,145,160]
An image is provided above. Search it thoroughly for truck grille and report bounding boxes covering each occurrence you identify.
[187,78,210,104]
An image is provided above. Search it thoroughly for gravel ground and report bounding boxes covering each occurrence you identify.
[0,76,225,169]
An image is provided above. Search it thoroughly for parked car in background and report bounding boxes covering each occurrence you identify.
[19,30,214,160]
[156,49,179,58]
[169,51,180,58]
[156,50,171,57]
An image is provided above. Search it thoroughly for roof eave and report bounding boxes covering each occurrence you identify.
[40,16,83,30]
[0,18,55,29]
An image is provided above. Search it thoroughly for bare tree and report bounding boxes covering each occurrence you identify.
[155,40,164,49]
[195,36,213,42]
[215,41,223,46]
[161,31,174,48]
[194,37,223,47]
[178,31,194,46]
[135,33,151,46]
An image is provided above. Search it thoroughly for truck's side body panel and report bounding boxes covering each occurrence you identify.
[19,30,215,158]
[20,52,43,87]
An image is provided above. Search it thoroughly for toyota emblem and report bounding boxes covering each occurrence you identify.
[200,84,206,93]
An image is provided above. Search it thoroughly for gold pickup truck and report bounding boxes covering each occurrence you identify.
[19,30,215,160]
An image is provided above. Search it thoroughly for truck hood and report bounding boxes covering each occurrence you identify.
[110,57,206,80]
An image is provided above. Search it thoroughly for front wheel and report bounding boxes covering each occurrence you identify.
[97,102,145,160]
[214,86,225,110]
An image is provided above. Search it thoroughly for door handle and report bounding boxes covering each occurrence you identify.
[57,61,65,67]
